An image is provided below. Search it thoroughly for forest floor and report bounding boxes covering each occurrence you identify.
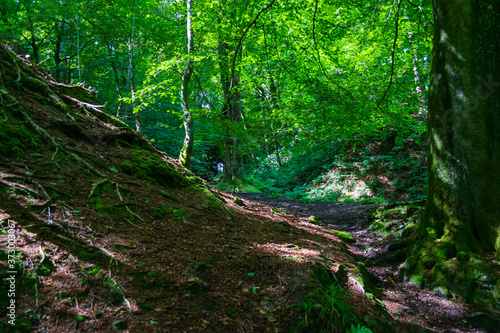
[233,192,500,333]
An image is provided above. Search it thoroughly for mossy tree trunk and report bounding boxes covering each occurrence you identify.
[179,0,194,170]
[421,0,500,261]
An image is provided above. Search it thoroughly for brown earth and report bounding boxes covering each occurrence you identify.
[233,193,500,333]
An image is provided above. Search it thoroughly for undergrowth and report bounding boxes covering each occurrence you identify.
[214,134,427,204]
[291,264,374,333]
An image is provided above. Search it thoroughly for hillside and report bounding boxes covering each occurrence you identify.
[0,44,381,332]
[1,44,499,333]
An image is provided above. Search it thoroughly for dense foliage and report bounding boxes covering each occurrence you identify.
[1,0,432,198]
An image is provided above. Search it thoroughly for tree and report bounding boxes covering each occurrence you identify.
[408,0,500,286]
[179,0,194,169]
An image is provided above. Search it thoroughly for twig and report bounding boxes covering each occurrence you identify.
[312,0,355,101]
[230,0,276,76]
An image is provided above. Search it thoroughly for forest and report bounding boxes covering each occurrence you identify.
[0,0,499,332]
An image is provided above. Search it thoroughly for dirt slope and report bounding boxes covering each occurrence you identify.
[0,44,386,333]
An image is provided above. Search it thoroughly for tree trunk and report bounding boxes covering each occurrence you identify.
[128,0,140,132]
[54,24,64,82]
[128,39,140,132]
[218,40,242,181]
[107,43,124,117]
[179,0,194,169]
[410,0,500,286]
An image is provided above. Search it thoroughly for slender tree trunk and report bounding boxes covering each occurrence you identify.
[179,0,194,169]
[128,0,140,132]
[107,43,124,117]
[54,24,64,82]
[241,109,258,168]
[23,0,40,63]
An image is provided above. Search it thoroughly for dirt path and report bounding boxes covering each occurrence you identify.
[234,192,499,333]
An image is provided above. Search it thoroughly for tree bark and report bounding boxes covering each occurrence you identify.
[218,40,242,181]
[107,43,124,117]
[420,0,500,260]
[179,0,194,169]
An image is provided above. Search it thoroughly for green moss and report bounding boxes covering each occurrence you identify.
[205,195,222,211]
[334,230,356,243]
[160,190,174,201]
[172,208,185,222]
[35,260,55,276]
[309,216,320,225]
[0,121,40,157]
[121,150,185,188]
[152,206,171,219]
[113,320,128,331]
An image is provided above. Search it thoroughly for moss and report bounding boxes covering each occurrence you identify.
[152,206,171,219]
[334,230,356,243]
[88,182,126,219]
[172,208,186,222]
[457,251,470,263]
[106,279,125,305]
[0,121,40,157]
[121,150,186,188]
[205,195,222,211]
[160,190,175,201]
[113,320,128,331]
[309,216,320,225]
[35,260,55,276]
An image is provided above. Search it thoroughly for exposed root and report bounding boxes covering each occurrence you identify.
[115,183,124,202]
[18,106,104,178]
[125,205,144,222]
[125,218,143,229]
[88,178,110,199]
[32,180,51,202]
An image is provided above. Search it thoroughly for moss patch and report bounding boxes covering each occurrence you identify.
[334,230,355,243]
[121,150,186,188]
[0,120,40,157]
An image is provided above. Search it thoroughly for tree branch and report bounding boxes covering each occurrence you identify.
[374,0,401,110]
[312,0,355,102]
[230,0,276,76]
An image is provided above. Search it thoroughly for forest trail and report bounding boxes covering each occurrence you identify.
[233,192,500,333]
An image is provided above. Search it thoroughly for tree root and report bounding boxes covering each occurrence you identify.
[88,178,111,199]
[18,106,104,178]
[125,205,144,222]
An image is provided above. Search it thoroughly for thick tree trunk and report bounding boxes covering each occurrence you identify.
[415,0,500,278]
[179,0,194,170]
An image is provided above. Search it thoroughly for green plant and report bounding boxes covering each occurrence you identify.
[348,324,373,333]
[295,284,358,332]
